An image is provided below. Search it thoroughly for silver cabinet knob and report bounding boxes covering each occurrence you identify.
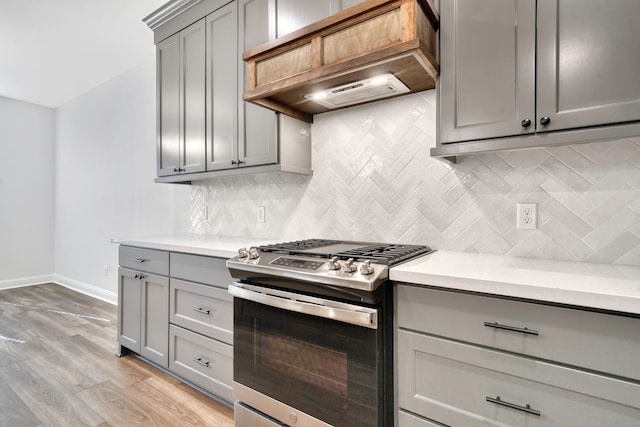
[360,260,374,276]
[344,258,357,273]
[328,256,341,270]
[248,247,260,259]
[238,247,249,258]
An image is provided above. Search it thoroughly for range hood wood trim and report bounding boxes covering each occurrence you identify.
[242,0,439,123]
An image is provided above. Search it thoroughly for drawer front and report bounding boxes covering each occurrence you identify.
[398,330,640,427]
[119,246,169,276]
[169,324,233,402]
[170,279,233,345]
[398,410,443,427]
[170,253,232,287]
[397,285,640,381]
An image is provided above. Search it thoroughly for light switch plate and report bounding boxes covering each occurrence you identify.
[257,206,265,223]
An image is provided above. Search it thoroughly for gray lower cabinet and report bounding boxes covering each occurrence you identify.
[435,0,640,156]
[117,246,234,403]
[396,285,640,426]
[117,247,170,367]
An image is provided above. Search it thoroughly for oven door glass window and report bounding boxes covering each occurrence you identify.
[234,298,383,427]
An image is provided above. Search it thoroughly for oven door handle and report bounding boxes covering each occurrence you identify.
[228,282,379,329]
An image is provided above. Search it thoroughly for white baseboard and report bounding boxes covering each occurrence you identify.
[0,275,55,290]
[53,274,117,306]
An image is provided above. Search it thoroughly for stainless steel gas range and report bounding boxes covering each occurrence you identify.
[226,239,433,427]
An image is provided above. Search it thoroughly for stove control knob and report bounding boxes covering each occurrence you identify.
[328,256,341,270]
[360,260,375,276]
[248,247,260,260]
[238,247,249,259]
[344,258,357,273]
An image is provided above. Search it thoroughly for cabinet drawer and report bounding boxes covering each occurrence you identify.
[119,246,169,276]
[397,285,640,381]
[398,330,640,427]
[170,253,232,287]
[170,279,233,345]
[169,324,233,403]
[398,410,442,427]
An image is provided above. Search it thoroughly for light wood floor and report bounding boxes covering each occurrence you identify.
[0,283,234,427]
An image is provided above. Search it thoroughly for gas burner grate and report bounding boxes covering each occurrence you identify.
[257,239,432,266]
[258,239,341,254]
[335,244,433,265]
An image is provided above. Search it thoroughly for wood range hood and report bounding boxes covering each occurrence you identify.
[242,0,440,123]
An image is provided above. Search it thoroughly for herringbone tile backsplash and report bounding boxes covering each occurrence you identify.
[191,91,640,266]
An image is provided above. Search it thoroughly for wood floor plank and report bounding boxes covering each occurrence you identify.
[0,359,104,426]
[5,306,87,341]
[26,337,108,394]
[0,374,40,427]
[0,284,236,426]
[76,380,176,426]
[136,376,234,427]
[58,335,152,390]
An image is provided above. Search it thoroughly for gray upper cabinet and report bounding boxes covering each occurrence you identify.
[439,0,535,143]
[206,4,238,171]
[536,0,640,133]
[157,19,206,176]
[435,0,640,156]
[147,0,312,183]
[238,0,278,168]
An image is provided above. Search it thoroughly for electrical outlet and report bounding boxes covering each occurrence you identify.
[257,206,265,223]
[517,203,537,229]
[103,265,110,277]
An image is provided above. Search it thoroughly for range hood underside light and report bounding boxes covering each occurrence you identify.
[305,74,410,109]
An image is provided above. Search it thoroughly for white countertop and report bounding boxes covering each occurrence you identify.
[111,234,276,259]
[112,235,640,315]
[390,250,640,315]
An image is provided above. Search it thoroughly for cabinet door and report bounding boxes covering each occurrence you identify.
[117,268,141,353]
[238,0,278,168]
[179,19,207,174]
[206,3,239,171]
[439,0,536,144]
[276,0,341,37]
[140,272,169,367]
[157,34,181,176]
[536,0,640,132]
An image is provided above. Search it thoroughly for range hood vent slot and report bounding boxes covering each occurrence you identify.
[242,0,439,123]
[305,74,410,109]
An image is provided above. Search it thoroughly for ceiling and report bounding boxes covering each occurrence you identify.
[0,0,167,108]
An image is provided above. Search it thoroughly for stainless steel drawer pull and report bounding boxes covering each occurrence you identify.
[484,321,539,336]
[193,307,211,315]
[192,357,211,368]
[486,396,540,416]
[133,258,148,263]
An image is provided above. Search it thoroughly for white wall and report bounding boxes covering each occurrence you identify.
[0,97,55,287]
[54,50,190,302]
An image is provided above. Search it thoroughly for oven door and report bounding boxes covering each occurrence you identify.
[229,282,385,427]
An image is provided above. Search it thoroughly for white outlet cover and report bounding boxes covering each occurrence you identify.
[257,206,265,223]
[517,203,537,230]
